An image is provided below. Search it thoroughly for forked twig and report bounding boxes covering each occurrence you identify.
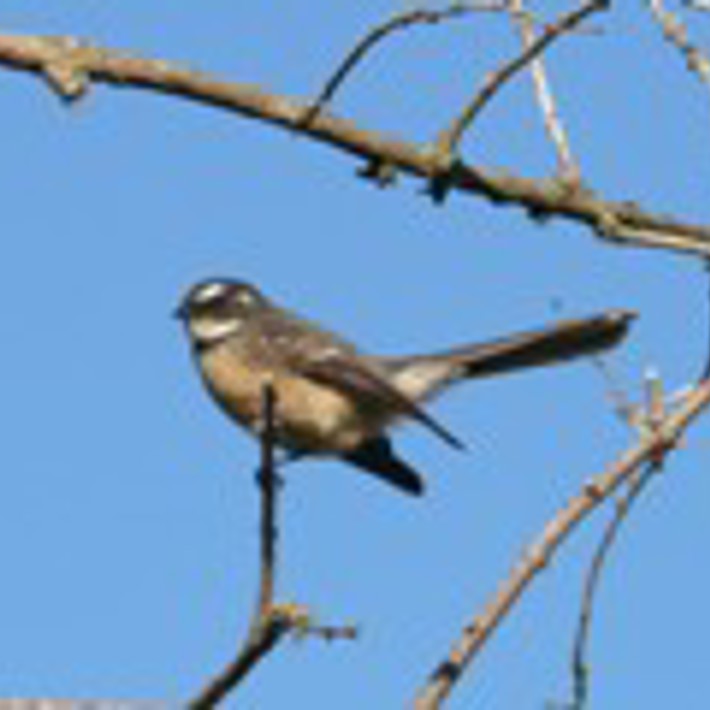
[570,461,658,709]
[436,0,608,159]
[189,608,292,710]
[190,384,356,708]
[257,382,279,614]
[414,376,710,709]
[300,3,505,126]
[566,370,668,707]
[190,383,284,708]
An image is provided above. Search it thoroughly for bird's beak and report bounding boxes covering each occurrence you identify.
[173,303,187,321]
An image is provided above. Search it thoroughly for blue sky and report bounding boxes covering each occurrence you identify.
[1,3,709,708]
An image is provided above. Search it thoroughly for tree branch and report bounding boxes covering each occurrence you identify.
[570,461,658,709]
[435,0,607,159]
[0,32,708,256]
[189,383,285,708]
[189,607,293,710]
[189,384,356,707]
[648,0,710,88]
[300,3,504,127]
[257,382,279,615]
[413,376,710,709]
[508,0,580,181]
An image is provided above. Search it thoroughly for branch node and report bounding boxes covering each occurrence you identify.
[424,153,466,205]
[39,36,98,101]
[357,157,398,188]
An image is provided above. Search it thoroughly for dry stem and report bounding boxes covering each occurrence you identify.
[414,377,710,708]
[0,32,708,255]
[435,0,607,159]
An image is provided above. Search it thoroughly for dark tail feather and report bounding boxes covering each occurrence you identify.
[443,309,636,380]
[345,437,424,496]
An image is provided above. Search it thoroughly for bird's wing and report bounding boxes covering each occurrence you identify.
[300,352,465,450]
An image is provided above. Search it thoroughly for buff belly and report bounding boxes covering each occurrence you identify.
[199,348,388,453]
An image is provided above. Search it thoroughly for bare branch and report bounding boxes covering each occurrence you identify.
[190,383,285,707]
[413,377,710,709]
[571,370,670,707]
[508,0,580,182]
[570,461,658,709]
[0,32,709,255]
[189,385,356,707]
[702,260,710,381]
[300,3,506,126]
[648,0,710,87]
[257,382,279,615]
[436,0,608,159]
[189,607,293,710]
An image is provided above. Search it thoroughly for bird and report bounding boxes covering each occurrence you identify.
[175,278,636,496]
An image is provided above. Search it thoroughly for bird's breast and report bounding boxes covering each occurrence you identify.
[198,347,383,453]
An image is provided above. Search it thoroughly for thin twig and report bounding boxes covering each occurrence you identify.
[648,0,710,87]
[701,260,710,382]
[436,0,608,159]
[189,609,291,710]
[189,385,356,707]
[570,461,658,709]
[300,3,505,126]
[592,356,639,426]
[257,382,278,615]
[508,0,580,181]
[0,33,709,255]
[190,384,285,707]
[413,377,710,709]
[571,372,669,707]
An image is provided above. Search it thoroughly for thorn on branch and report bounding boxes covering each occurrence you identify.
[357,157,398,188]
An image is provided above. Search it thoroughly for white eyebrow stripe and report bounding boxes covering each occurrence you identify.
[193,282,228,304]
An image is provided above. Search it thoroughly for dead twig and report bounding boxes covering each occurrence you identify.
[571,369,670,708]
[0,32,709,255]
[701,260,710,382]
[648,0,710,88]
[570,461,658,709]
[435,0,608,160]
[189,606,294,710]
[189,385,356,708]
[508,0,580,182]
[190,383,284,708]
[257,382,279,615]
[413,376,710,709]
[300,3,505,127]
